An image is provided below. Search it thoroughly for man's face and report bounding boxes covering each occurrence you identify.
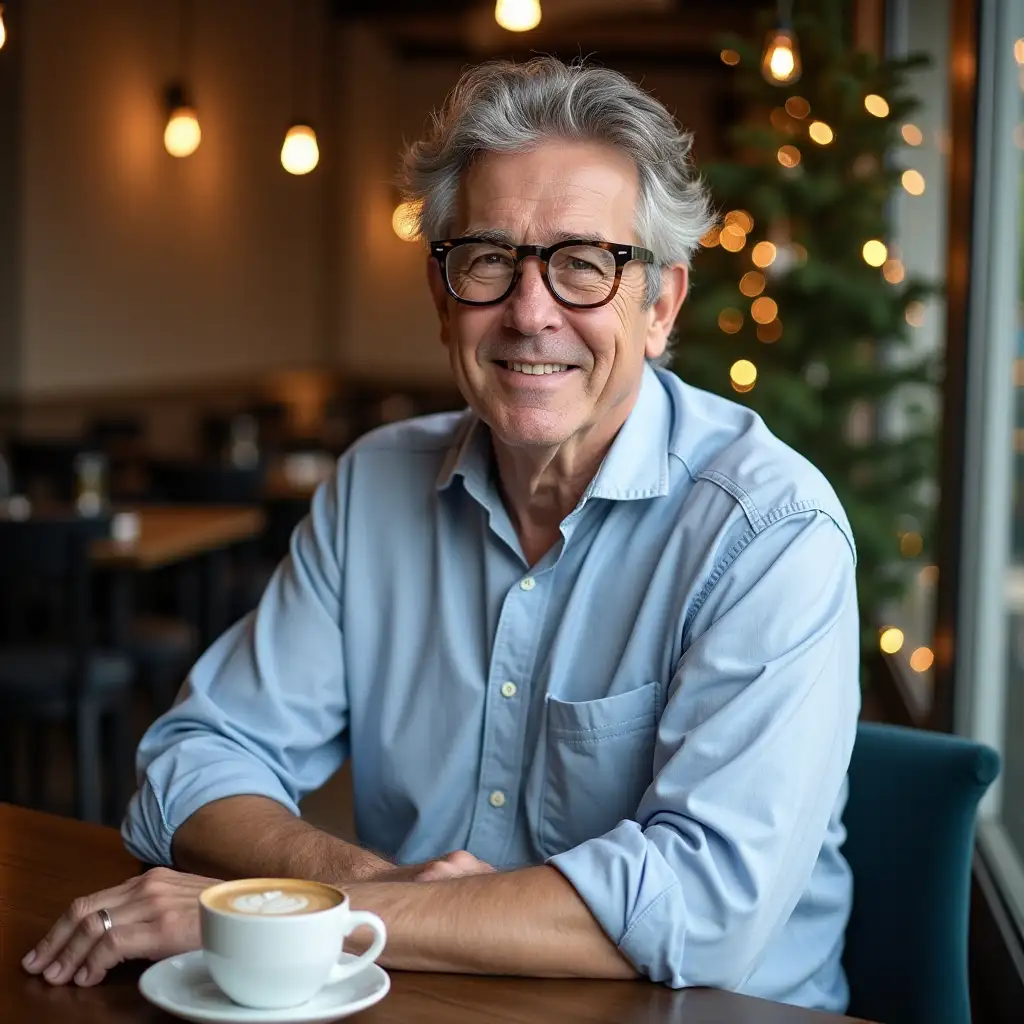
[428,140,684,451]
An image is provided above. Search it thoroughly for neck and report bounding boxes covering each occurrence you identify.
[491,400,637,567]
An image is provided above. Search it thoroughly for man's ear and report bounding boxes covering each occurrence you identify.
[427,259,451,347]
[645,265,688,361]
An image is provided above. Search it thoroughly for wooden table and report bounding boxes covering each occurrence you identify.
[90,506,266,571]
[1,804,869,1023]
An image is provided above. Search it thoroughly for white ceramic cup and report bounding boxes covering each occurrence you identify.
[199,878,387,1010]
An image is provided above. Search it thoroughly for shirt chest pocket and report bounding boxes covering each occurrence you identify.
[532,682,660,860]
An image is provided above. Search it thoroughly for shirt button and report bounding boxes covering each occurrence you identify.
[500,681,517,698]
[489,790,507,808]
[519,576,536,591]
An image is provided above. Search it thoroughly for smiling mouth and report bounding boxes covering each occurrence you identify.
[495,361,577,375]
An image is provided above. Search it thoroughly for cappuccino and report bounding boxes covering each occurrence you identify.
[202,879,342,917]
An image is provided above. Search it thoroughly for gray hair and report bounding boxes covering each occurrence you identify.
[399,57,713,363]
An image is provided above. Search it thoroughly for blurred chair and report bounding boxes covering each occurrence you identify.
[0,516,134,824]
[843,722,1001,1024]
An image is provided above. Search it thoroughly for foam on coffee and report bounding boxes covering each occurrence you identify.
[202,879,343,917]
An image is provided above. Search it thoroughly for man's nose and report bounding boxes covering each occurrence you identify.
[502,258,564,336]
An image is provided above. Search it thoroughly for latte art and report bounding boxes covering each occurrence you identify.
[230,890,311,915]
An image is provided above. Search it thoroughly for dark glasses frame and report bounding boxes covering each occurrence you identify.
[429,237,657,309]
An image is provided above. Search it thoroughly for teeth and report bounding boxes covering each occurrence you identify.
[508,362,569,375]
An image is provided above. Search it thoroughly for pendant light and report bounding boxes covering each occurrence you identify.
[0,4,7,51]
[164,0,200,157]
[495,0,541,32]
[281,0,318,175]
[761,0,802,86]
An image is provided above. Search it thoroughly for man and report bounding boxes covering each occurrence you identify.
[23,57,859,1012]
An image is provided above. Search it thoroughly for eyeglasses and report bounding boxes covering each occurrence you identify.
[430,237,656,309]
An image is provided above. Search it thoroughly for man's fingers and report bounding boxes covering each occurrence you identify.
[75,912,200,987]
[24,877,141,975]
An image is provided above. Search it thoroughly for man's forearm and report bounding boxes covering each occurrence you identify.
[348,864,638,980]
[170,795,393,883]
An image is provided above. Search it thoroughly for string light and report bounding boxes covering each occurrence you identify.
[718,308,744,334]
[724,210,755,233]
[808,121,834,144]
[757,319,783,343]
[770,107,791,131]
[919,565,939,586]
[494,0,541,32]
[700,225,721,247]
[751,296,778,323]
[899,531,923,557]
[761,16,801,86]
[0,4,6,51]
[905,300,925,326]
[392,201,421,242]
[720,49,740,66]
[901,169,926,195]
[777,145,801,168]
[739,271,766,297]
[281,125,319,175]
[909,647,934,672]
[730,359,757,392]
[864,94,890,117]
[882,259,905,283]
[879,627,904,654]
[720,225,747,252]
[751,241,777,268]
[862,239,888,267]
[901,123,923,145]
[1015,38,1024,64]
[784,96,810,118]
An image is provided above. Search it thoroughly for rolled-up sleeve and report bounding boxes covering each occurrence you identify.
[121,460,351,866]
[547,510,860,990]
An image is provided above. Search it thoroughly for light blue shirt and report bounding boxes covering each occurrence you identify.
[123,364,860,1013]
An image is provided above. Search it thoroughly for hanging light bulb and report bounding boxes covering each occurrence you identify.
[392,201,421,242]
[761,2,801,85]
[163,84,201,158]
[495,0,541,32]
[0,5,7,51]
[281,124,319,175]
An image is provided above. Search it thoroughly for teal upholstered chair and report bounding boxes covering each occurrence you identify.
[842,722,1001,1024]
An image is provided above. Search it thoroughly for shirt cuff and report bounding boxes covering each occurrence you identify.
[121,756,300,867]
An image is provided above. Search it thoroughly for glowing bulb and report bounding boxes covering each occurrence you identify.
[900,531,923,557]
[739,271,766,297]
[901,123,923,145]
[724,210,754,233]
[719,225,747,252]
[718,308,744,334]
[494,0,541,32]
[883,259,905,284]
[751,241,777,268]
[909,646,934,672]
[808,121,834,144]
[281,125,319,175]
[700,226,721,247]
[730,359,757,392]
[901,169,925,195]
[762,29,801,84]
[751,297,778,324]
[720,49,740,66]
[0,5,6,50]
[864,94,890,117]
[785,96,810,119]
[862,239,888,267]
[756,319,782,343]
[879,627,904,654]
[777,145,801,168]
[164,105,201,158]
[1015,39,1024,64]
[392,201,421,242]
[905,300,925,327]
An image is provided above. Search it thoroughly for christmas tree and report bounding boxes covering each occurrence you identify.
[674,0,938,647]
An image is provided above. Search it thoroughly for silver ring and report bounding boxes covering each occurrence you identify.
[98,908,113,933]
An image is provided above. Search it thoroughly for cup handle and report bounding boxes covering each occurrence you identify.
[331,911,388,982]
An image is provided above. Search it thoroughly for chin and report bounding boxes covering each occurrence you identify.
[488,407,579,449]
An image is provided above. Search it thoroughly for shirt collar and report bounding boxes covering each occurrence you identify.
[436,362,671,502]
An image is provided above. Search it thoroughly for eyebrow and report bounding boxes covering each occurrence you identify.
[466,228,604,246]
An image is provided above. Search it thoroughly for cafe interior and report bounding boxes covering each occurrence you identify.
[2,0,1024,1021]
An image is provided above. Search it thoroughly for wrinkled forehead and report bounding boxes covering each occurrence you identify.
[453,140,641,245]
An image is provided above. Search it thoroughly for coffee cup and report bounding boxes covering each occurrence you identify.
[199,878,387,1009]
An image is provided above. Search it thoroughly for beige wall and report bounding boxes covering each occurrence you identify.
[18,0,330,397]
[6,4,726,400]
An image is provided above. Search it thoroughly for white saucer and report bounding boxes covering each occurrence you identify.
[138,951,390,1023]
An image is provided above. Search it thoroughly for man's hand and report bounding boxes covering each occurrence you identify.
[389,850,496,883]
[21,867,216,988]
